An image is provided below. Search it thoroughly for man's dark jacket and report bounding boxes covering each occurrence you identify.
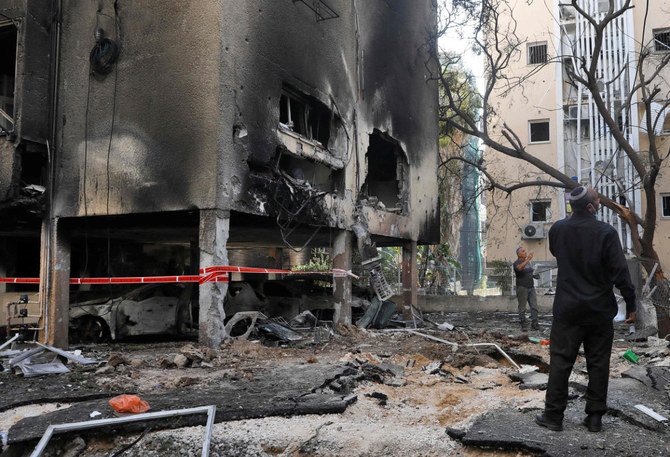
[549,210,636,324]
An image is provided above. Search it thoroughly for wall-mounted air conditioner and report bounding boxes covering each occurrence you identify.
[566,104,589,120]
[522,223,545,239]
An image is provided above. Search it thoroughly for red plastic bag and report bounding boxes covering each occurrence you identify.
[108,394,151,414]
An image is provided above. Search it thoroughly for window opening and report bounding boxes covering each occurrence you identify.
[0,23,17,132]
[529,120,550,143]
[20,150,45,186]
[277,154,341,193]
[279,88,331,146]
[363,130,407,210]
[528,42,548,65]
[531,201,551,222]
[662,194,670,218]
[654,29,670,52]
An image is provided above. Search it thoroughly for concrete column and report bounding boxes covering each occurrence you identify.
[0,239,6,294]
[402,241,418,319]
[198,209,229,347]
[42,218,71,348]
[332,230,352,325]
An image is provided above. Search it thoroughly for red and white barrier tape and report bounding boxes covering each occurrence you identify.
[0,266,358,285]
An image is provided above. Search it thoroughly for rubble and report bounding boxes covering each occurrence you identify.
[1,311,667,456]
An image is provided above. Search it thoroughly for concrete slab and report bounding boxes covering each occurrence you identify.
[454,369,670,456]
[509,370,549,390]
[8,363,355,444]
[608,377,670,432]
[452,402,668,456]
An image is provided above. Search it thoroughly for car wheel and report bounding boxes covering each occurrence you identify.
[74,317,110,344]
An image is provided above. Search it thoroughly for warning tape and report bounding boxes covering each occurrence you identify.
[0,266,357,285]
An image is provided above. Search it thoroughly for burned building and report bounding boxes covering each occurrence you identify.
[0,0,440,347]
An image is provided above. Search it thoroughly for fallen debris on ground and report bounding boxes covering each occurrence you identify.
[0,311,667,456]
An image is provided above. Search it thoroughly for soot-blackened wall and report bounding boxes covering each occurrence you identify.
[54,0,439,243]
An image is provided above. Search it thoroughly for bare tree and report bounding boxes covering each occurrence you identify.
[430,0,670,333]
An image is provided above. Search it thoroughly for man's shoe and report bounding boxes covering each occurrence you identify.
[531,322,540,330]
[582,414,602,432]
[535,414,563,431]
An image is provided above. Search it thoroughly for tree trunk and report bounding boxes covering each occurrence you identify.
[611,203,670,337]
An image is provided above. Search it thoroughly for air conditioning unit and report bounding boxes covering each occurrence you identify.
[522,223,545,239]
[567,104,589,120]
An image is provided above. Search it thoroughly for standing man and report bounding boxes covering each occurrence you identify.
[536,186,636,433]
[513,246,539,331]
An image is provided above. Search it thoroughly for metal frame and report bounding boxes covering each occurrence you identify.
[30,405,216,457]
[0,333,19,351]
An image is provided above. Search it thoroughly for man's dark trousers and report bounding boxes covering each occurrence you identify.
[545,318,614,421]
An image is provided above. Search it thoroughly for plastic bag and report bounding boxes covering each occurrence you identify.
[108,394,151,414]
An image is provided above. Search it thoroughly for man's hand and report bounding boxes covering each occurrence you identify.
[527,252,534,260]
[624,311,637,324]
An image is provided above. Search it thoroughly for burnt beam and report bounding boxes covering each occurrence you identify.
[332,229,352,324]
[42,217,71,348]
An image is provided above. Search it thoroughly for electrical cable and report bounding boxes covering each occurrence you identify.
[108,426,152,457]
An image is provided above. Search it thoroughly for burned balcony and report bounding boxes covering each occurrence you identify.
[277,86,344,171]
[276,85,344,194]
[362,130,408,213]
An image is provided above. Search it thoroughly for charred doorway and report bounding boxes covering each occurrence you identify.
[363,130,408,212]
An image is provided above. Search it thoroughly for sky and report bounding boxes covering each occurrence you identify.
[437,9,486,93]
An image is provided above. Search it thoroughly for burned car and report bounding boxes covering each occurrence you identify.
[69,283,195,343]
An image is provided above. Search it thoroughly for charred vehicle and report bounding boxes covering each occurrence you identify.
[69,283,195,343]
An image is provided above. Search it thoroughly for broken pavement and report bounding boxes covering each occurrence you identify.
[1,312,668,456]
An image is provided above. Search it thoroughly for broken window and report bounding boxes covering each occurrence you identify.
[277,153,342,193]
[0,23,17,132]
[530,201,551,222]
[363,130,407,211]
[654,28,670,53]
[279,87,331,146]
[527,42,547,65]
[662,194,670,218]
[529,120,550,143]
[21,149,45,186]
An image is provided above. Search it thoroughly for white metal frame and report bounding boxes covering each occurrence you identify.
[30,405,217,457]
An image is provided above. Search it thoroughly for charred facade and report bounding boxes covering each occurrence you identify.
[0,0,440,347]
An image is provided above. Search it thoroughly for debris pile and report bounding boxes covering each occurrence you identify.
[1,336,97,378]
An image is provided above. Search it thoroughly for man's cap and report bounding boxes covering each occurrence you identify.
[569,186,593,210]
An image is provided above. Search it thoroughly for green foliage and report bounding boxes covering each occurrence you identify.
[379,247,401,285]
[438,53,482,142]
[488,259,513,294]
[418,243,460,291]
[292,248,331,272]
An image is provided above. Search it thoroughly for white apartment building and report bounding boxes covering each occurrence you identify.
[485,0,670,275]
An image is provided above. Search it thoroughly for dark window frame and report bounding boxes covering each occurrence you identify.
[278,87,332,146]
[653,28,670,53]
[529,119,550,143]
[530,200,551,222]
[661,194,670,218]
[527,42,548,65]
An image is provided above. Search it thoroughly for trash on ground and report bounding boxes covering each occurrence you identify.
[109,394,151,414]
[622,348,639,363]
[634,404,668,422]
